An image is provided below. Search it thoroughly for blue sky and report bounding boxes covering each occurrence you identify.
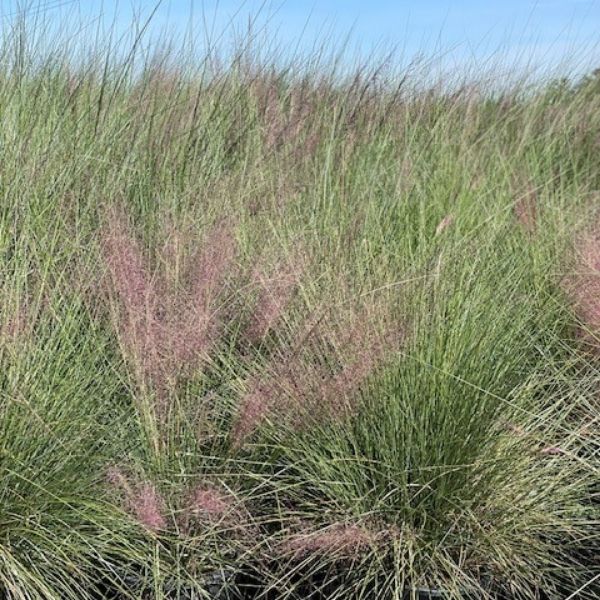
[2,1,599,76]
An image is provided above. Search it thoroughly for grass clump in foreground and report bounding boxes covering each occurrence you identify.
[0,8,599,599]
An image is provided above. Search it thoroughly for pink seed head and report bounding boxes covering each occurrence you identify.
[163,311,213,373]
[130,483,167,532]
[233,304,401,445]
[281,523,373,558]
[100,210,166,386]
[106,468,166,532]
[189,485,232,519]
[188,220,236,310]
[246,257,302,343]
[101,213,156,318]
[100,211,239,394]
[568,229,600,337]
[157,220,237,374]
[580,232,600,274]
[231,378,276,448]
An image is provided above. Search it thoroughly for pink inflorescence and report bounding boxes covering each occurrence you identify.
[107,467,167,532]
[231,376,277,448]
[101,210,165,384]
[189,484,233,519]
[101,211,237,392]
[281,523,373,559]
[163,221,237,371]
[131,483,167,532]
[187,220,237,311]
[246,255,303,343]
[323,334,386,410]
[232,306,397,447]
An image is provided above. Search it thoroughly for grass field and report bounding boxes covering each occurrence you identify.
[0,8,599,599]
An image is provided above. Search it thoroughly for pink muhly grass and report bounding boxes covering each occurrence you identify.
[246,257,303,343]
[131,483,167,532]
[100,211,165,385]
[322,354,378,413]
[107,467,167,532]
[188,484,234,520]
[318,308,400,415]
[165,220,238,369]
[232,307,399,447]
[187,220,236,311]
[101,211,157,319]
[231,350,323,448]
[101,213,238,392]
[162,306,214,376]
[231,376,277,448]
[2,291,52,346]
[281,523,373,559]
[178,482,239,536]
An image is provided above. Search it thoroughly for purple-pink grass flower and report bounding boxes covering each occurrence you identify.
[231,376,277,449]
[280,523,373,559]
[186,220,236,311]
[107,467,167,532]
[246,255,303,343]
[101,210,165,386]
[232,304,400,447]
[188,484,233,519]
[131,483,167,532]
[101,212,237,397]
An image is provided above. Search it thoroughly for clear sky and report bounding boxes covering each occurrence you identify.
[2,1,599,77]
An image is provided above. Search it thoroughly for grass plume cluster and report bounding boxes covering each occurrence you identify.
[0,6,599,599]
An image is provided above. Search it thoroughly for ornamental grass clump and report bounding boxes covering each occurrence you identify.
[232,299,401,448]
[1,5,599,598]
[0,278,146,598]
[99,211,266,594]
[259,239,597,599]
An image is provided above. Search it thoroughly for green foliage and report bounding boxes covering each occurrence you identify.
[0,8,598,599]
